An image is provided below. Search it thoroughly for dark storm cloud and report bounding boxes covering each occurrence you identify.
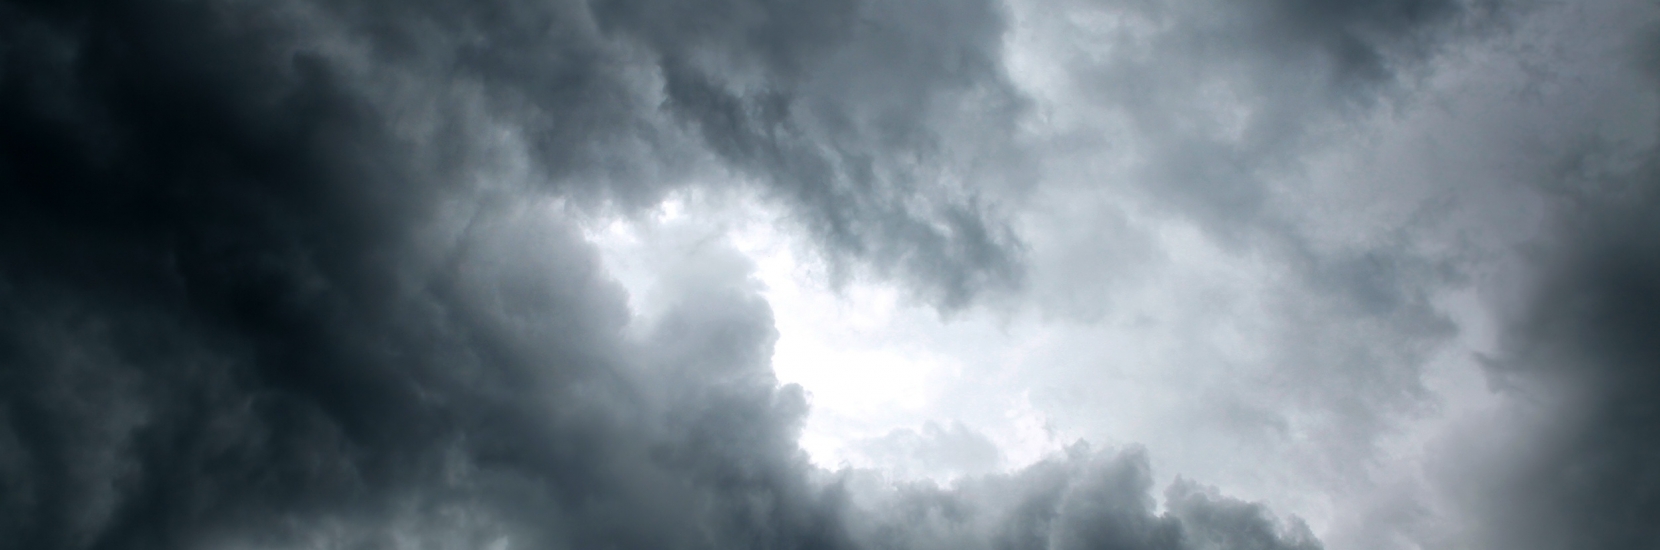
[0,1,834,547]
[1448,126,1660,549]
[0,0,1318,549]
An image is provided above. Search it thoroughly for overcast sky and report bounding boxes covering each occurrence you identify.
[2,0,1657,549]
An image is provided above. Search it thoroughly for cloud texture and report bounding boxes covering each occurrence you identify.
[2,0,1657,549]
[0,0,1298,548]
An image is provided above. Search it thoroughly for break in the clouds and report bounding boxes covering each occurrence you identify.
[2,0,1656,549]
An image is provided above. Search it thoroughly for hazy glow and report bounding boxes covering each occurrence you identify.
[574,0,1658,543]
[12,1,1660,549]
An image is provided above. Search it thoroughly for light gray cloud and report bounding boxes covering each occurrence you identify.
[988,4,1657,549]
[847,421,1004,480]
[995,0,1495,506]
[1058,0,1491,237]
[845,446,1321,550]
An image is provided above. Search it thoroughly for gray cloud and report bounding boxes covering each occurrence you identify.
[0,0,1315,549]
[595,0,1031,307]
[1443,112,1660,550]
[1063,0,1491,237]
[845,446,1321,550]
[1004,0,1494,498]
[990,5,1647,548]
[1367,3,1660,548]
[6,0,1656,549]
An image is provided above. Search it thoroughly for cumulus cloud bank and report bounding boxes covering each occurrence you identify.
[1,0,1655,549]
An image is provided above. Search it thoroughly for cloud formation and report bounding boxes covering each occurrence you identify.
[0,0,1327,549]
[3,0,1658,549]
[1436,12,1660,544]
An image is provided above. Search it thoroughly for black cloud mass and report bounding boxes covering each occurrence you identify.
[1,0,1655,549]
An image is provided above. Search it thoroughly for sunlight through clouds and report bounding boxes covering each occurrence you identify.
[5,0,1658,549]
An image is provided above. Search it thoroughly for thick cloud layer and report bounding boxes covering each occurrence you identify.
[844,446,1320,550]
[4,0,1658,549]
[0,0,1324,549]
[1436,15,1660,544]
[1001,0,1493,507]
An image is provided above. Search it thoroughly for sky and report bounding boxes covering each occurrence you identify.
[1,0,1657,549]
